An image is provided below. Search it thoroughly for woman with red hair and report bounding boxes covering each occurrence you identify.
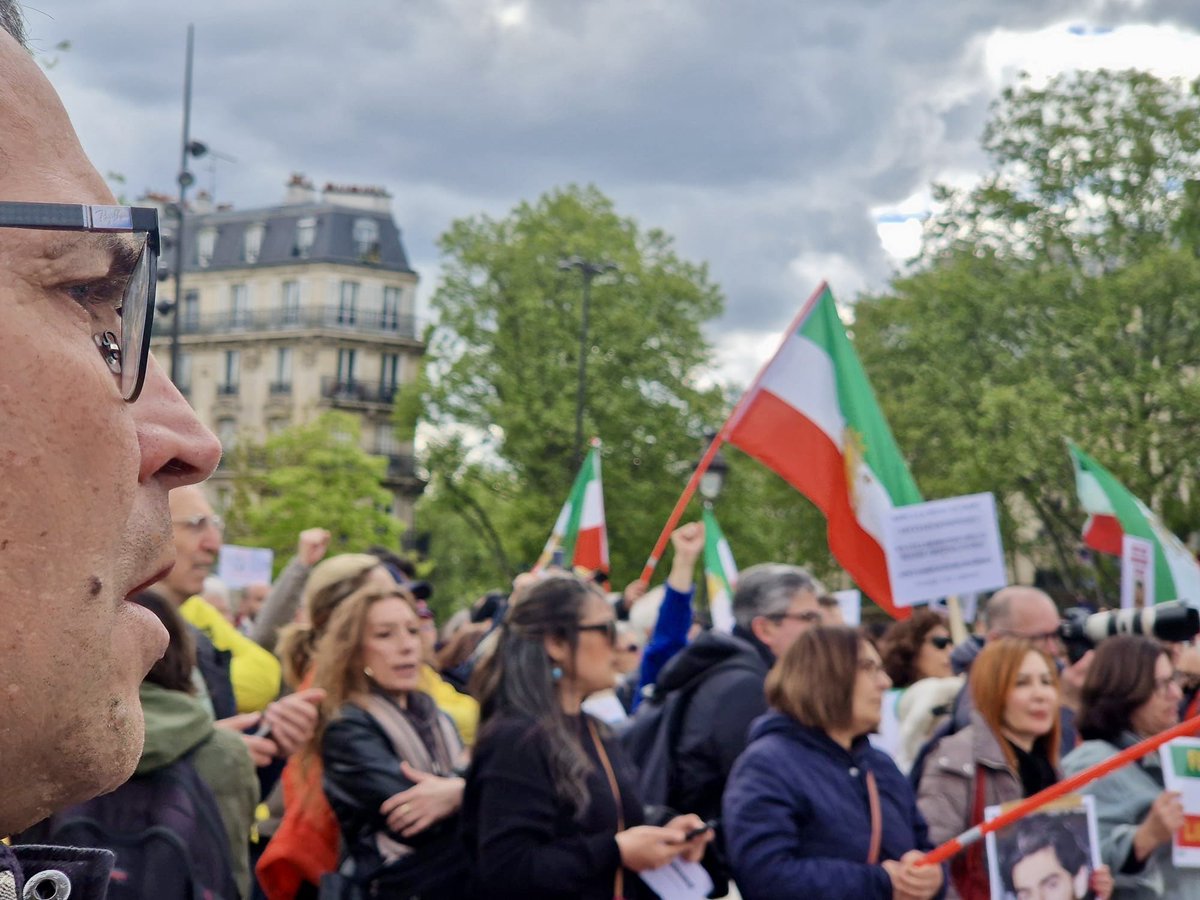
[916,638,1112,900]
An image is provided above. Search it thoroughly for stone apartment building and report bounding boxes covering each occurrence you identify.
[147,174,425,527]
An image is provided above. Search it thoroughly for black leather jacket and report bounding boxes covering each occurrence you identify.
[321,702,471,899]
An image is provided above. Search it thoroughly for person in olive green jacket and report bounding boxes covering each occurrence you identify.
[135,592,259,899]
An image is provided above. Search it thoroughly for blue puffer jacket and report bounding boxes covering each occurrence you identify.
[723,711,946,900]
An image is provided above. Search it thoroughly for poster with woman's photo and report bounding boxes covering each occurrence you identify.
[984,794,1102,900]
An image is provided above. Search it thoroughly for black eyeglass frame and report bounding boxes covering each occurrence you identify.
[0,201,160,402]
[577,620,619,645]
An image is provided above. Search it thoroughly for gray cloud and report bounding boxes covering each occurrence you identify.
[25,0,1196,384]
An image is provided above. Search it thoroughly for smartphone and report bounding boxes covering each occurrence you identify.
[683,822,712,841]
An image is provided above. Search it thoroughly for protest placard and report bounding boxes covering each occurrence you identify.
[883,493,1007,608]
[832,589,861,626]
[1159,737,1200,867]
[216,544,275,589]
[1121,535,1155,610]
[985,794,1101,900]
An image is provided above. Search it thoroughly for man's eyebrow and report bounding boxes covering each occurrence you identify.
[41,232,142,276]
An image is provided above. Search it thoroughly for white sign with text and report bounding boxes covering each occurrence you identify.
[217,544,275,590]
[884,493,1007,608]
[1121,535,1155,610]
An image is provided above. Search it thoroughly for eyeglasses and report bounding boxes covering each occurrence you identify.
[618,643,641,654]
[172,514,225,534]
[1154,672,1186,695]
[0,201,160,402]
[999,628,1063,648]
[858,659,886,676]
[766,611,824,626]
[928,635,953,650]
[577,620,618,645]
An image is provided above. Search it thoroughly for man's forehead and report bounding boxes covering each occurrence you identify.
[169,486,213,518]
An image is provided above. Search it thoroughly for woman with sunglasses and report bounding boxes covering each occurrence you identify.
[878,610,962,772]
[917,638,1113,899]
[463,575,712,899]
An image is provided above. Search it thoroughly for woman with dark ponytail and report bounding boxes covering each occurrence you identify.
[462,574,712,900]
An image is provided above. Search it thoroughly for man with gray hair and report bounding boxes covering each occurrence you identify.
[638,562,823,891]
[0,2,222,893]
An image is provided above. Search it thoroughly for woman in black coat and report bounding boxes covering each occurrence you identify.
[312,583,471,898]
[463,575,712,900]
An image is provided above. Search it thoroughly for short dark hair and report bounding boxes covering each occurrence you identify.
[1077,634,1166,743]
[766,625,862,731]
[131,590,196,694]
[879,608,947,688]
[0,1,26,49]
[999,813,1090,893]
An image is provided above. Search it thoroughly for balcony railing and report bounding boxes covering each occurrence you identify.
[383,453,418,480]
[321,377,398,406]
[269,381,293,395]
[216,383,240,396]
[173,305,419,339]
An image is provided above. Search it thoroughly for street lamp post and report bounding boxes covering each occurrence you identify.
[697,429,729,508]
[169,24,208,386]
[558,256,617,466]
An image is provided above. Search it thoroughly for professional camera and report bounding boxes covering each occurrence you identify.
[1059,600,1200,664]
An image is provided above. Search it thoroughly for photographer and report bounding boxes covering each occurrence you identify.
[1062,635,1196,898]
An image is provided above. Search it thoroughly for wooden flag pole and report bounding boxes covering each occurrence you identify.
[919,712,1200,867]
[945,595,969,645]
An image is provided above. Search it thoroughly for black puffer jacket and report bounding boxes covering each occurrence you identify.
[322,699,471,899]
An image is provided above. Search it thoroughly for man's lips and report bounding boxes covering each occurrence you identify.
[125,564,175,599]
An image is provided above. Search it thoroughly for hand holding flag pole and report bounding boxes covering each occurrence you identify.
[918,712,1200,867]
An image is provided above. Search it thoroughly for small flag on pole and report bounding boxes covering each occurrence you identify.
[1069,441,1200,605]
[535,439,610,577]
[724,283,921,618]
[703,507,738,633]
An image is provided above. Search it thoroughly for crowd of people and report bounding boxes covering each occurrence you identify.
[4,2,1200,898]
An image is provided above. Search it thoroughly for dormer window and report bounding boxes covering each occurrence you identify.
[295,217,316,258]
[197,226,217,267]
[243,222,265,263]
[353,217,380,260]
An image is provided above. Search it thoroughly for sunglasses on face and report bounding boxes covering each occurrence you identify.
[577,619,618,645]
[928,635,953,650]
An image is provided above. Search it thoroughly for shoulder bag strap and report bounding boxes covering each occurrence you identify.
[588,718,626,900]
[865,769,883,866]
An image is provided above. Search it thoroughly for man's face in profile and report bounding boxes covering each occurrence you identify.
[0,26,220,833]
[1011,845,1089,900]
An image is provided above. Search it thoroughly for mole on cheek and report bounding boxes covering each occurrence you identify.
[89,576,102,597]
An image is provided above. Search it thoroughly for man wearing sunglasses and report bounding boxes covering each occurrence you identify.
[0,5,221,891]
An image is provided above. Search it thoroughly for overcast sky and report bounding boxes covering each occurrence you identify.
[28,0,1200,386]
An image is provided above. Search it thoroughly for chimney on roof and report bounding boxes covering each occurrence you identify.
[192,190,213,215]
[284,172,316,206]
[321,182,392,214]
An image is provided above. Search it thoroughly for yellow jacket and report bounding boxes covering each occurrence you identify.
[181,596,282,714]
[419,664,479,747]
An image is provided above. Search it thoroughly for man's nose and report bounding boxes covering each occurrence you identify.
[132,354,221,487]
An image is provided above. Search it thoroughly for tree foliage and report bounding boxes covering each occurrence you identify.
[853,69,1200,601]
[227,411,402,575]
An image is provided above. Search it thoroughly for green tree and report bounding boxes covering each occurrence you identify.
[419,185,731,602]
[227,411,402,575]
[853,69,1200,600]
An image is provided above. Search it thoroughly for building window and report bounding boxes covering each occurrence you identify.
[177,351,192,392]
[230,284,250,327]
[337,348,357,385]
[380,353,400,393]
[294,217,316,258]
[281,280,300,325]
[275,347,292,385]
[223,350,241,391]
[382,287,401,331]
[353,217,380,259]
[217,417,238,449]
[197,226,217,267]
[243,223,265,263]
[182,289,200,331]
[338,281,358,325]
[375,422,400,456]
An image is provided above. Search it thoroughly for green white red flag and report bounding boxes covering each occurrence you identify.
[534,440,609,576]
[1069,441,1200,604]
[702,507,738,633]
[725,282,922,618]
